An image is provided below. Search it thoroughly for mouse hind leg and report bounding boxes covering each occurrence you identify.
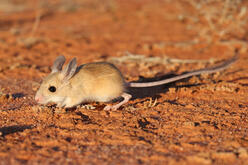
[104,93,132,111]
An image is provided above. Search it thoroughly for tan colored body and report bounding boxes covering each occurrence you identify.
[35,55,237,110]
[35,59,127,108]
[66,62,125,106]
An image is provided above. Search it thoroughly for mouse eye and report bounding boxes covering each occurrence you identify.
[48,86,56,92]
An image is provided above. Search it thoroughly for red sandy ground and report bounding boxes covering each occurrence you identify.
[0,0,248,164]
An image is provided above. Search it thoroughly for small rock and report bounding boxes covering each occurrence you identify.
[211,152,236,162]
[183,121,195,127]
[185,104,195,109]
[237,147,248,158]
[187,155,211,165]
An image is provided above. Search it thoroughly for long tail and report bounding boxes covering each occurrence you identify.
[128,54,238,88]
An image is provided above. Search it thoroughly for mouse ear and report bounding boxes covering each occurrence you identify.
[61,57,77,81]
[51,55,66,73]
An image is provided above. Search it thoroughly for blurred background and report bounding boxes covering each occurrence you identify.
[0,0,247,85]
[0,0,247,60]
[1,0,247,88]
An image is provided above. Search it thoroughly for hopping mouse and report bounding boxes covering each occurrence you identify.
[35,54,237,110]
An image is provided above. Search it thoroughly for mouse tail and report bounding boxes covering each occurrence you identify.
[128,54,238,88]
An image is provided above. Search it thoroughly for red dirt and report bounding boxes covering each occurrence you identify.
[0,0,248,164]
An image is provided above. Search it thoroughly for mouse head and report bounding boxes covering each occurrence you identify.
[35,56,77,106]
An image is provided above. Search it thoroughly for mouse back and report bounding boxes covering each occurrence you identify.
[70,62,126,102]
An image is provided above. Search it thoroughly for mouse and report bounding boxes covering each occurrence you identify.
[35,54,237,110]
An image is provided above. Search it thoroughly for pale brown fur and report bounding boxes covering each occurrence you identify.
[70,62,125,103]
[35,59,126,109]
[35,55,237,110]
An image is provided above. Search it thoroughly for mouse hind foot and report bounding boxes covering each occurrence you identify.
[104,93,132,111]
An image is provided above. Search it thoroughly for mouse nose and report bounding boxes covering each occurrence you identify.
[35,97,40,102]
[35,95,40,102]
[35,94,42,103]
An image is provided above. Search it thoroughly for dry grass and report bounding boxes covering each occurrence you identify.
[108,51,215,65]
[187,0,247,43]
[143,98,158,108]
